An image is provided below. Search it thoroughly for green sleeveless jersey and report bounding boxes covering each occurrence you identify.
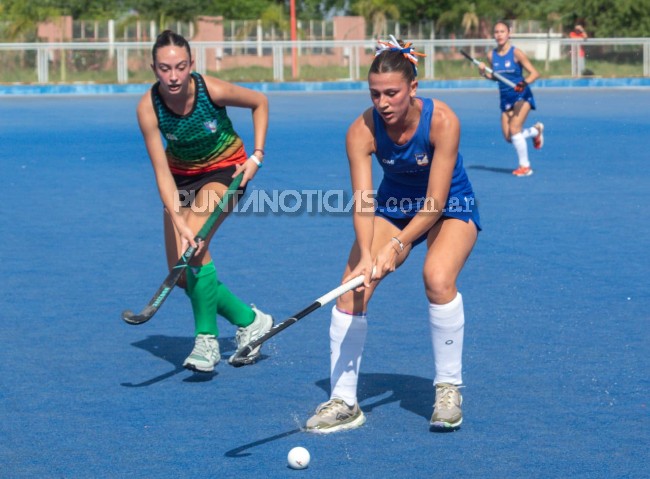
[151,72,246,175]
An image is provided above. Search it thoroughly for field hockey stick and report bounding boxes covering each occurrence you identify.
[460,50,518,89]
[229,268,374,367]
[122,173,243,325]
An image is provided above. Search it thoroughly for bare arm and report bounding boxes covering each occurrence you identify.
[136,92,197,248]
[344,108,377,285]
[204,76,269,186]
[478,50,495,80]
[515,48,540,84]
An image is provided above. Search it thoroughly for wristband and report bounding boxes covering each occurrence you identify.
[391,236,404,253]
[249,154,263,168]
[253,148,265,156]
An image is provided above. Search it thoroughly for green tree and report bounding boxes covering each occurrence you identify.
[461,3,479,37]
[558,0,650,37]
[390,0,450,28]
[50,0,123,20]
[3,0,650,39]
[260,3,288,31]
[409,0,504,37]
[204,0,274,20]
[0,0,61,40]
[130,0,214,29]
[351,0,400,38]
[299,0,347,20]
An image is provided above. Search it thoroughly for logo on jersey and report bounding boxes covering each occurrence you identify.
[381,158,395,165]
[165,133,178,141]
[203,119,218,133]
[505,60,512,68]
[415,153,429,166]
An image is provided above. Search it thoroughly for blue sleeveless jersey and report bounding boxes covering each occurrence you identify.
[372,98,479,229]
[492,46,536,112]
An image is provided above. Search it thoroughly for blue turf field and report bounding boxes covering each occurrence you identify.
[1,87,648,478]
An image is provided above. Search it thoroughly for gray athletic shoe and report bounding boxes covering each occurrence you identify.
[305,398,366,434]
[183,334,220,373]
[228,306,273,366]
[430,383,463,430]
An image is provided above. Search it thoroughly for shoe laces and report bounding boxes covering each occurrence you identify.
[194,335,215,356]
[317,399,347,415]
[235,325,253,345]
[236,311,261,343]
[435,384,460,410]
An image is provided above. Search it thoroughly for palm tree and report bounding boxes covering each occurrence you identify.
[1,1,60,41]
[461,3,479,37]
[261,3,289,39]
[543,12,563,72]
[352,0,400,40]
[461,2,479,57]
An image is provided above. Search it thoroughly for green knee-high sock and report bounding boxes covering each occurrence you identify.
[185,262,219,336]
[214,271,255,328]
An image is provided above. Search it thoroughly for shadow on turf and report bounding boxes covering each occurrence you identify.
[121,334,258,387]
[328,373,433,420]
[225,429,303,458]
[224,372,434,458]
[467,164,513,174]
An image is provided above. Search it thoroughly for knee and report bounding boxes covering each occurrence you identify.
[336,290,370,315]
[509,126,522,138]
[423,269,456,304]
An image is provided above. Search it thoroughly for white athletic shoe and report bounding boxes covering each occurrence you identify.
[228,306,273,366]
[183,334,220,373]
[430,383,463,430]
[305,398,366,434]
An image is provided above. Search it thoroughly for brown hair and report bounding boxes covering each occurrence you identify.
[369,39,418,82]
[152,30,192,64]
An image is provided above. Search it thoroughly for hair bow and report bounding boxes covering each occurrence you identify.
[375,35,426,75]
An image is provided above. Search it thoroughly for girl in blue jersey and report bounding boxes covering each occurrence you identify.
[478,21,544,177]
[305,37,480,433]
[136,31,273,372]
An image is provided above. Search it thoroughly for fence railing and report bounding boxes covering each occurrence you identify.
[1,38,648,85]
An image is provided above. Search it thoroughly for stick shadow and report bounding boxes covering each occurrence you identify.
[321,373,433,420]
[467,164,513,174]
[224,372,433,458]
[120,334,240,387]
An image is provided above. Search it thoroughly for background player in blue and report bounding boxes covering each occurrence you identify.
[478,21,544,177]
[305,37,481,433]
[136,31,273,372]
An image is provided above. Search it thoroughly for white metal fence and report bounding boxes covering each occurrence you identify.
[0,38,648,84]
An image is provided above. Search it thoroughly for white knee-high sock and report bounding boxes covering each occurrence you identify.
[511,132,530,168]
[429,292,464,385]
[329,306,368,406]
[521,125,539,139]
